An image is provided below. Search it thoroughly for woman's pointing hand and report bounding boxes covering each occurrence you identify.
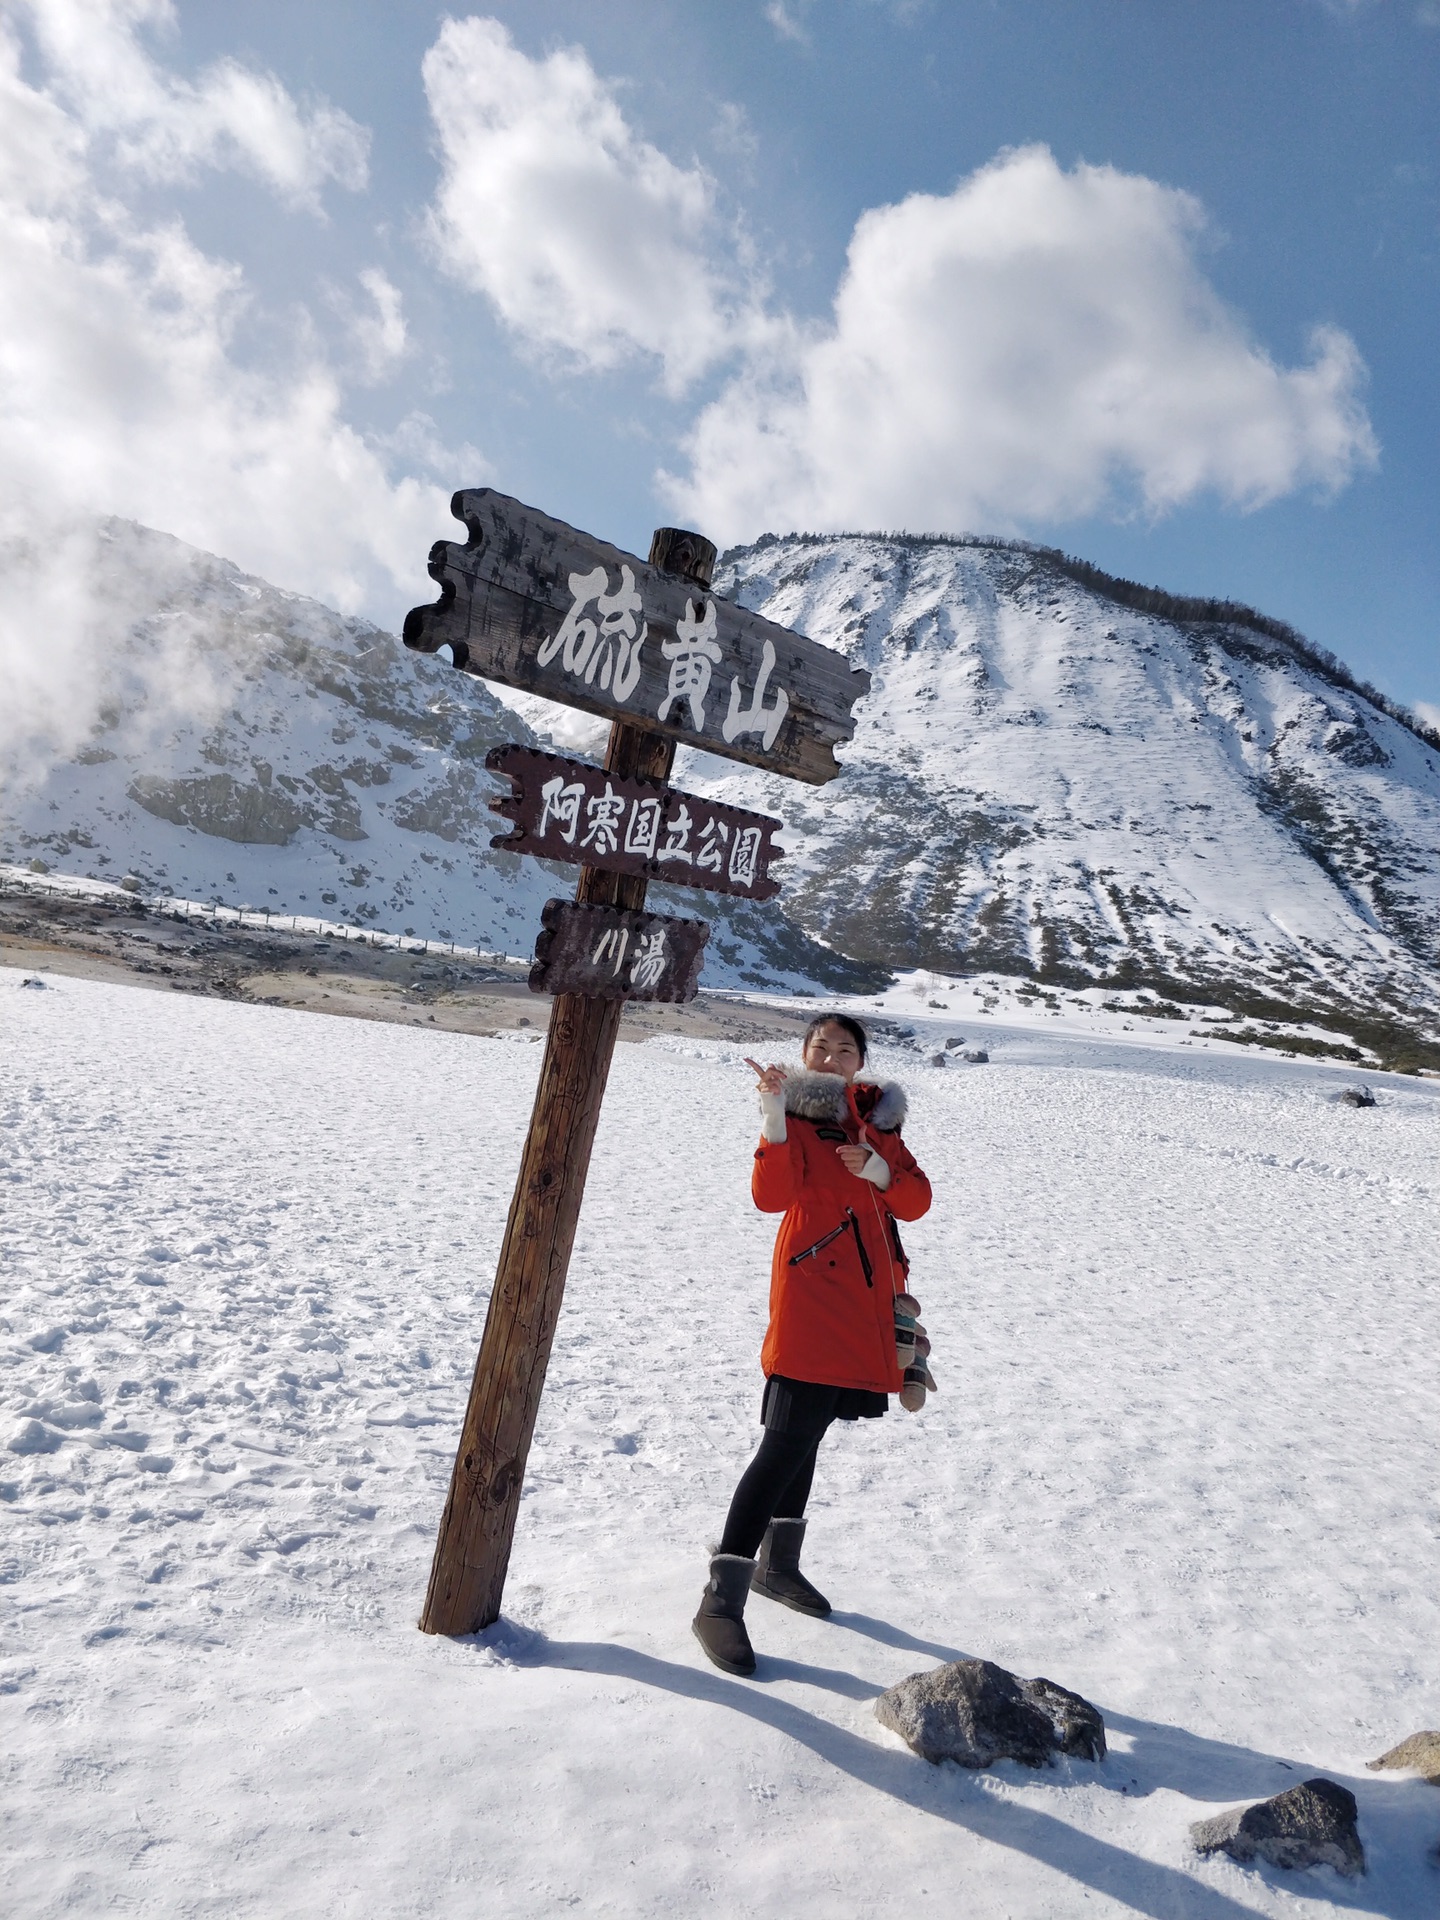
[744,1058,789,1097]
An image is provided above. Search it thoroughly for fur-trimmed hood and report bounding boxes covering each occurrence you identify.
[782,1069,908,1133]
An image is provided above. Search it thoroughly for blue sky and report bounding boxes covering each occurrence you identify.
[3,0,1437,718]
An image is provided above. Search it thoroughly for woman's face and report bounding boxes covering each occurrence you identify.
[803,1021,864,1083]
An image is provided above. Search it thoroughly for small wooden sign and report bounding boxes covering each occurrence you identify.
[487,744,783,902]
[529,899,709,1003]
[404,489,869,787]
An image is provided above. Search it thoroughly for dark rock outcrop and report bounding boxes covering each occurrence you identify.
[1367,1731,1440,1784]
[874,1658,1105,1768]
[1190,1778,1364,1877]
[1332,1086,1377,1108]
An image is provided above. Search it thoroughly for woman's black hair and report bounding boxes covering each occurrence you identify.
[801,1012,868,1066]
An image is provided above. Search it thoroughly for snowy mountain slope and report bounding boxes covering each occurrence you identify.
[0,522,876,993]
[6,518,1437,1025]
[671,535,1440,1030]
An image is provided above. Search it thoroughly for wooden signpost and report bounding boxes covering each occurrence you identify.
[409,495,869,1637]
[487,744,784,902]
[405,489,866,786]
[529,900,710,1002]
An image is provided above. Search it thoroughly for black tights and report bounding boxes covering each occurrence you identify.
[719,1423,829,1559]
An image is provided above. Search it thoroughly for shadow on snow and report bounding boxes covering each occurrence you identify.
[469,1612,1435,1919]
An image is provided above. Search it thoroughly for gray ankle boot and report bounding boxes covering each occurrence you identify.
[692,1553,757,1676]
[751,1517,831,1617]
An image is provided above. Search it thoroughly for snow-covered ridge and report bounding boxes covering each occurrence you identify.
[669,532,1440,1031]
[742,528,1440,757]
[0,521,876,996]
[4,518,1438,1031]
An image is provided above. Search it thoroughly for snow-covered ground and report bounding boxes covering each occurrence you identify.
[4,966,1439,1917]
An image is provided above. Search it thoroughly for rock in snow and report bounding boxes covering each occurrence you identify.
[874,1658,1105,1767]
[1332,1085,1378,1107]
[1190,1778,1365,1877]
[1368,1731,1440,1783]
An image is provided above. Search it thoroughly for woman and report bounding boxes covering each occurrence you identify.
[693,1013,933,1677]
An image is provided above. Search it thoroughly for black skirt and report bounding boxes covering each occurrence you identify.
[761,1373,887,1433]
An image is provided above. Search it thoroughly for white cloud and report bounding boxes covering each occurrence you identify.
[418,30,1375,546]
[764,2,812,46]
[711,100,759,163]
[422,15,752,392]
[664,146,1378,541]
[0,40,440,605]
[348,267,409,382]
[0,19,448,783]
[373,410,490,485]
[10,0,368,209]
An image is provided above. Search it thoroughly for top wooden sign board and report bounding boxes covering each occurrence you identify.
[404,489,870,786]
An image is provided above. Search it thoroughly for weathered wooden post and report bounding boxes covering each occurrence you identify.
[419,533,699,1635]
[402,489,869,1635]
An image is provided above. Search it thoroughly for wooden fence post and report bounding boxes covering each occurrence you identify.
[418,528,715,1636]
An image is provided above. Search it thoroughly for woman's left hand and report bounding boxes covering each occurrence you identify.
[836,1143,872,1175]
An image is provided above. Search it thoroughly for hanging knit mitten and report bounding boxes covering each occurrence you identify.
[894,1292,937,1412]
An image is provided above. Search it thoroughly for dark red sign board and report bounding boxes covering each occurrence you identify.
[487,745,783,903]
[529,900,709,1004]
[404,489,869,786]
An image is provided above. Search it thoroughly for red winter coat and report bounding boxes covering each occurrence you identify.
[753,1071,932,1393]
